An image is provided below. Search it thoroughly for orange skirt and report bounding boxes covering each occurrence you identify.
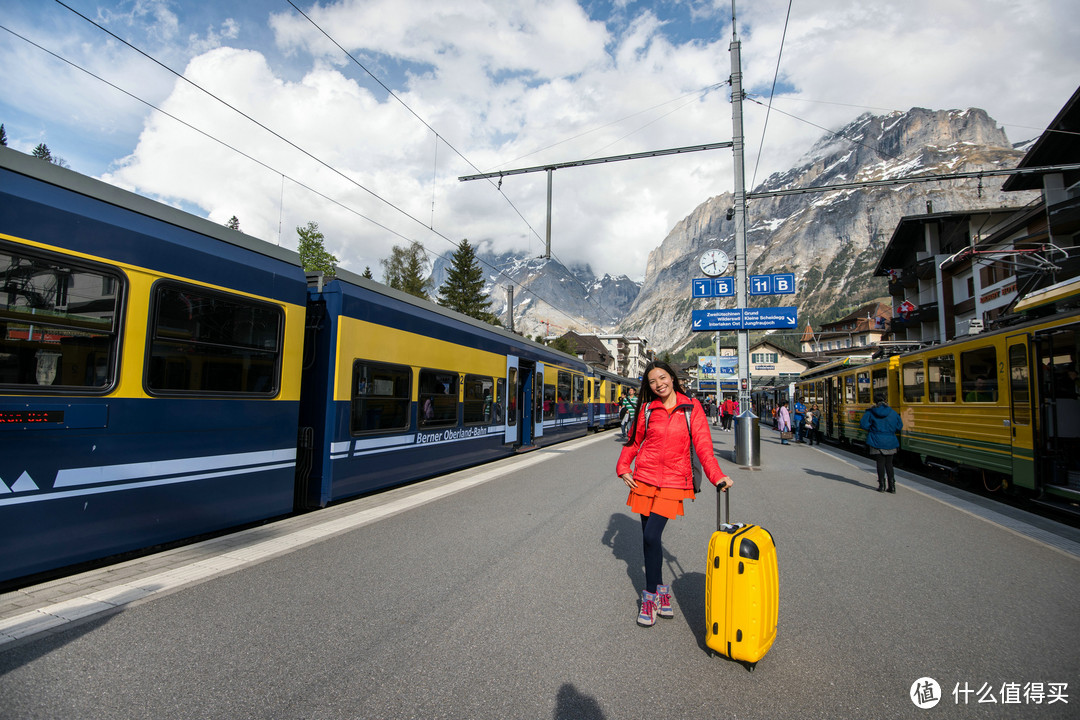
[627,482,696,519]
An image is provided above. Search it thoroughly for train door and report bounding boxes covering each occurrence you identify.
[826,377,838,437]
[1006,334,1035,489]
[1032,324,1080,491]
[533,363,545,439]
[505,356,519,444]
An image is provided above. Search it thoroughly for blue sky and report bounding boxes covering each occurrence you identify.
[1,0,1077,282]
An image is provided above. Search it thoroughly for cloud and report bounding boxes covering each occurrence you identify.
[9,0,1077,284]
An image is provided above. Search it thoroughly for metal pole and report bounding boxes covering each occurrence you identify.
[545,168,553,259]
[730,5,750,411]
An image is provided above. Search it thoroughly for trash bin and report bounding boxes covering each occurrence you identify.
[734,410,760,467]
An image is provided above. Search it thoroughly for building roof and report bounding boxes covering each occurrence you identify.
[874,208,1022,275]
[1002,85,1080,192]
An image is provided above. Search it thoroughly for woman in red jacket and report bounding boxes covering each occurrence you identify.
[617,360,732,626]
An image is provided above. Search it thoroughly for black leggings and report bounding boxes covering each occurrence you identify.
[875,453,895,485]
[641,513,670,594]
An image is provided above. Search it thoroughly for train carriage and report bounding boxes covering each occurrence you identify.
[587,368,635,431]
[795,302,1080,503]
[0,147,309,583]
[295,270,591,508]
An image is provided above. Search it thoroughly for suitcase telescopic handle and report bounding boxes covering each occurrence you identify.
[716,482,730,530]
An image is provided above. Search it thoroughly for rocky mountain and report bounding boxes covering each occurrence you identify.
[430,246,641,338]
[617,107,1040,353]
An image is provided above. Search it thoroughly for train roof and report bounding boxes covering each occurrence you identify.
[799,355,876,379]
[0,146,303,269]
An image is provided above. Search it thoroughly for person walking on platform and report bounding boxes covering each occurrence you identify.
[618,387,638,440]
[617,360,732,627]
[860,394,903,493]
[776,400,792,445]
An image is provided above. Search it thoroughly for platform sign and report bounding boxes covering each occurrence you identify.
[713,277,735,297]
[692,277,736,298]
[692,307,799,331]
[742,306,798,329]
[691,308,743,331]
[749,273,797,296]
[773,273,795,294]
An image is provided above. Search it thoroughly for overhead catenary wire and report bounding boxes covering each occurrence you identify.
[40,3,604,331]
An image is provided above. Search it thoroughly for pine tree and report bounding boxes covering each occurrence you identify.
[437,239,499,325]
[362,267,373,279]
[296,221,338,278]
[381,241,433,300]
[226,216,241,231]
[0,124,7,146]
[32,143,52,162]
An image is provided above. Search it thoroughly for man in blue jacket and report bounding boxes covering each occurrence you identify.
[792,396,806,443]
[860,395,903,493]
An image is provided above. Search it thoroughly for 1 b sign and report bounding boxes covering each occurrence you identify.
[692,277,736,298]
[748,273,796,296]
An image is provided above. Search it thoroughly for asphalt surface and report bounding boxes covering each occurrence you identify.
[1,425,1078,719]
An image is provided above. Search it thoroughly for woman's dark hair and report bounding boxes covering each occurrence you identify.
[623,360,686,446]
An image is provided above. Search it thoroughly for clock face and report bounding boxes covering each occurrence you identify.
[699,249,729,277]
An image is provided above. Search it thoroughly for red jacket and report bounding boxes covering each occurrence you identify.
[616,394,728,490]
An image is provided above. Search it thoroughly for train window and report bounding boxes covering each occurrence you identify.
[351,360,411,434]
[960,347,998,402]
[507,368,517,427]
[927,354,956,403]
[0,246,123,392]
[844,374,855,403]
[856,371,871,404]
[1008,345,1030,425]
[495,378,506,423]
[903,361,925,402]
[419,369,458,428]
[573,374,585,404]
[463,374,494,425]
[557,370,571,404]
[147,282,281,395]
[872,368,888,401]
[544,378,557,421]
[535,370,544,423]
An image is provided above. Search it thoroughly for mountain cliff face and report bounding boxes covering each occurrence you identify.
[430,248,641,338]
[618,107,1039,352]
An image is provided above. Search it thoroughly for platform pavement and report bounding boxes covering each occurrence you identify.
[3,421,1079,651]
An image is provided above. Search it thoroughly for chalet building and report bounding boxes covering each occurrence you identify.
[695,340,811,398]
[874,85,1080,343]
[799,302,892,355]
[554,332,652,380]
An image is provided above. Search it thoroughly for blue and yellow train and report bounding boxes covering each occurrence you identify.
[794,296,1080,504]
[0,147,631,585]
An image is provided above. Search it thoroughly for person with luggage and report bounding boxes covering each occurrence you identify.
[776,399,792,445]
[802,406,816,446]
[617,360,732,627]
[860,394,903,493]
[618,387,638,440]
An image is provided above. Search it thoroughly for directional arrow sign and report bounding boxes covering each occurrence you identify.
[742,306,798,329]
[691,308,743,331]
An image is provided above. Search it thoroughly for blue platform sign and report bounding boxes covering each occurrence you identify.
[742,306,798,329]
[691,308,743,331]
[749,273,797,296]
[692,277,736,298]
[773,273,795,294]
[691,306,799,331]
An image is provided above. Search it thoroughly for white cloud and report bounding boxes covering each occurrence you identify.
[4,0,1078,283]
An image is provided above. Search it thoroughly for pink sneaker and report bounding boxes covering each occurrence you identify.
[637,590,658,626]
[656,584,673,618]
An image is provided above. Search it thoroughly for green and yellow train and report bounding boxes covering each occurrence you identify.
[796,294,1080,503]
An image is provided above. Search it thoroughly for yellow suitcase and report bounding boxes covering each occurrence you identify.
[705,488,778,671]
